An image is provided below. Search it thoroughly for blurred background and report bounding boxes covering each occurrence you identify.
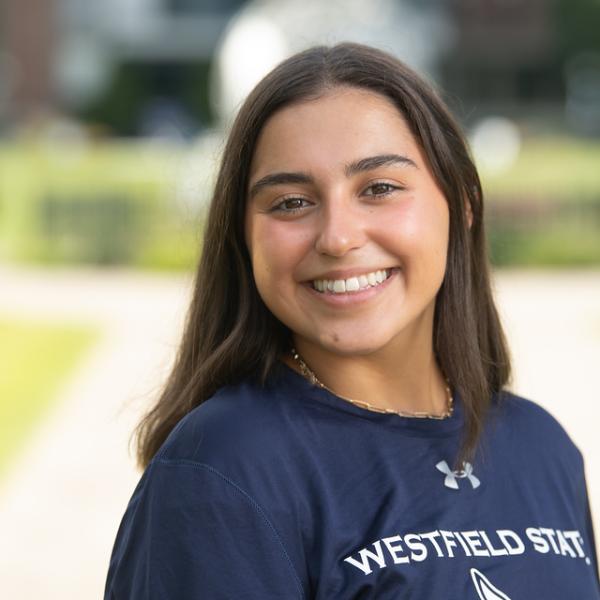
[0,0,599,596]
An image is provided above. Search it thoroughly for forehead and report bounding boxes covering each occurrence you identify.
[249,87,421,178]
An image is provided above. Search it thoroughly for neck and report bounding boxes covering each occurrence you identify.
[284,335,449,417]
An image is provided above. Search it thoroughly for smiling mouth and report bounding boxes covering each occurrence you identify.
[312,268,396,294]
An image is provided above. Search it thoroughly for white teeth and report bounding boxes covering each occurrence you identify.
[312,269,392,294]
[333,280,346,293]
[345,277,360,292]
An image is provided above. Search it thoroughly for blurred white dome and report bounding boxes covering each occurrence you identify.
[210,0,454,126]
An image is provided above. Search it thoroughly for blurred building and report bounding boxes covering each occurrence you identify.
[1,0,58,130]
[1,0,249,136]
[1,0,599,136]
[443,0,557,123]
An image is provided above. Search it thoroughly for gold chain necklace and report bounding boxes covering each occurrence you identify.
[290,347,454,419]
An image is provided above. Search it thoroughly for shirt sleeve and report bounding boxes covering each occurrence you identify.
[582,467,600,585]
[104,458,307,600]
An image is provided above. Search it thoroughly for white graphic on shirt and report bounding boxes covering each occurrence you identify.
[343,526,592,575]
[470,568,512,599]
[436,460,481,489]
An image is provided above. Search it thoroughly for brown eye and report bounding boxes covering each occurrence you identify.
[271,197,312,214]
[365,182,399,196]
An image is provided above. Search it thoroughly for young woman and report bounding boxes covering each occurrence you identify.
[104,42,600,599]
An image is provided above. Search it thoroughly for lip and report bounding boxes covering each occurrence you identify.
[302,267,400,307]
[305,266,400,282]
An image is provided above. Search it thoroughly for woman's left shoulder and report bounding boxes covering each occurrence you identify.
[489,389,584,464]
[153,375,296,471]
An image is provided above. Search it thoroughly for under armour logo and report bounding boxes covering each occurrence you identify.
[436,460,480,489]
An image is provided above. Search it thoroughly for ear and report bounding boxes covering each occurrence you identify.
[464,197,473,230]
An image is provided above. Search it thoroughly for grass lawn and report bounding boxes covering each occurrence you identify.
[1,136,599,268]
[0,317,100,478]
[482,137,600,200]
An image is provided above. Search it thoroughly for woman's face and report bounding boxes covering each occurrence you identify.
[244,87,450,358]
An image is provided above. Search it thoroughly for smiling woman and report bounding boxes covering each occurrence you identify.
[104,43,600,599]
[244,88,451,415]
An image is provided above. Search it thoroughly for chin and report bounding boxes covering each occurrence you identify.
[312,331,394,357]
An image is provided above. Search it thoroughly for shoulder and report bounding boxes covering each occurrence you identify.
[492,389,576,440]
[154,375,293,470]
[147,374,311,515]
[489,389,583,466]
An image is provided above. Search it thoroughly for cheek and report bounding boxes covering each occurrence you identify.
[247,216,312,284]
[376,197,449,258]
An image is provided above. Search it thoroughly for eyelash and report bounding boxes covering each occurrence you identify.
[270,182,401,214]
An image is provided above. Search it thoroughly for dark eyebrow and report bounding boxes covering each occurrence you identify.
[248,153,417,200]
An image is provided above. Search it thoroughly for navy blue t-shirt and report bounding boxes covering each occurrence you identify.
[104,361,600,599]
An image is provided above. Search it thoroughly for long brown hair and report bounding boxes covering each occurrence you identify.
[134,42,512,471]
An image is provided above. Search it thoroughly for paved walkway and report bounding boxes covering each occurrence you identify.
[0,264,598,597]
[0,264,193,598]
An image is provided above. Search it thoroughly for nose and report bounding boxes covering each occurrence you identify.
[314,198,366,257]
